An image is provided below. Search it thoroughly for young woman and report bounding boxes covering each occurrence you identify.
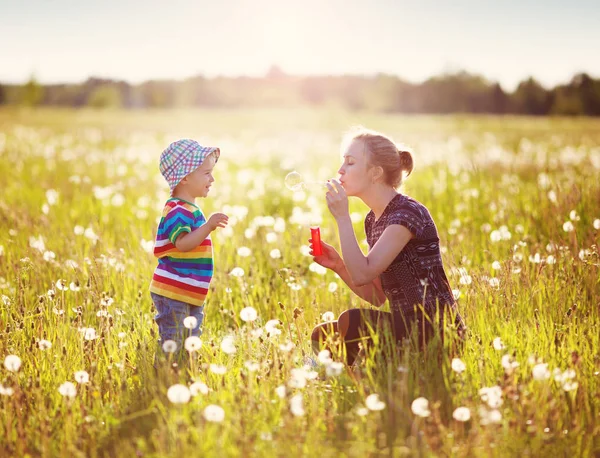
[311,128,464,365]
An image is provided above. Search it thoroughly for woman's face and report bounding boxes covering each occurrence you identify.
[337,140,372,197]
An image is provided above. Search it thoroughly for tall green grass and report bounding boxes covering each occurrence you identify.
[0,108,598,457]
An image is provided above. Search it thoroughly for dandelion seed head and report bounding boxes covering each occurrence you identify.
[240,306,258,322]
[451,358,466,373]
[321,311,335,322]
[244,361,260,372]
[58,381,77,398]
[453,406,471,422]
[190,381,209,396]
[74,370,90,384]
[237,246,252,257]
[290,394,305,416]
[4,355,22,372]
[183,316,198,329]
[209,364,227,375]
[229,267,245,277]
[532,363,551,381]
[275,385,286,399]
[0,384,14,396]
[184,336,202,352]
[492,337,505,350]
[317,350,333,365]
[162,340,178,353]
[38,339,52,350]
[326,361,344,377]
[167,384,191,404]
[411,397,430,417]
[203,405,225,422]
[221,336,237,355]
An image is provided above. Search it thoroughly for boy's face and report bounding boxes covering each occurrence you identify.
[180,155,216,198]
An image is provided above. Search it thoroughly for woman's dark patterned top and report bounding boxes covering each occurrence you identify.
[365,193,456,316]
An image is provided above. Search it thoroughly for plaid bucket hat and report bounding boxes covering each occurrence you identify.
[159,139,220,194]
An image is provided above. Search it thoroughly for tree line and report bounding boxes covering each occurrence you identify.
[1,68,599,115]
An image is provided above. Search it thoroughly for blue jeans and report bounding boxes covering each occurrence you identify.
[151,293,205,352]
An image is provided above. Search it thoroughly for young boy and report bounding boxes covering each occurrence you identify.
[150,139,228,353]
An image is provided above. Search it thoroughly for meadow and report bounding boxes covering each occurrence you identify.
[0,107,599,457]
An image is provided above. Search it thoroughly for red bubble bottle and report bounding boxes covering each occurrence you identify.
[310,226,323,256]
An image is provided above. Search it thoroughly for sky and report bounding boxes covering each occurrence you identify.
[1,0,599,90]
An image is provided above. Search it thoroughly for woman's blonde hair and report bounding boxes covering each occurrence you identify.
[344,127,414,188]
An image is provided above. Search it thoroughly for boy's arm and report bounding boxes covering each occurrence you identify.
[174,222,214,252]
[173,212,228,252]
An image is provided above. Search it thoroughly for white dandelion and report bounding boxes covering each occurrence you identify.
[244,361,260,372]
[221,336,237,355]
[162,340,178,353]
[479,386,503,408]
[411,397,430,417]
[451,358,466,373]
[532,363,551,381]
[74,370,90,384]
[167,384,191,404]
[183,316,198,330]
[209,364,227,375]
[326,362,344,377]
[184,336,202,352]
[492,337,505,350]
[237,246,252,257]
[275,385,287,399]
[317,350,333,365]
[290,394,305,417]
[279,341,295,353]
[321,311,335,322]
[4,355,22,372]
[38,340,52,351]
[365,394,386,411]
[189,381,209,396]
[82,328,98,341]
[58,381,77,398]
[452,407,471,422]
[240,306,258,322]
[0,384,14,396]
[203,405,225,422]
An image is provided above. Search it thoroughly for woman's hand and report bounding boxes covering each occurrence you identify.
[325,179,349,221]
[309,239,343,273]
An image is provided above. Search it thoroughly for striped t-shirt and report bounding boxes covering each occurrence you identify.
[149,198,213,306]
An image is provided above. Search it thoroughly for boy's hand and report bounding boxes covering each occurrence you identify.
[207,213,229,231]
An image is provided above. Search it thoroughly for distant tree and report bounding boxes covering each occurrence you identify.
[87,84,123,108]
[0,82,5,104]
[513,77,552,115]
[490,83,509,113]
[572,73,600,116]
[20,75,44,106]
[138,81,175,108]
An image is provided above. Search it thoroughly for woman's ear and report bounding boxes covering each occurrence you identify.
[370,165,384,184]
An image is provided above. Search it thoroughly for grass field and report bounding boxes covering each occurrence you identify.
[0,107,599,457]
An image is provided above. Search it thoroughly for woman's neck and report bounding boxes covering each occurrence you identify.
[361,186,399,221]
